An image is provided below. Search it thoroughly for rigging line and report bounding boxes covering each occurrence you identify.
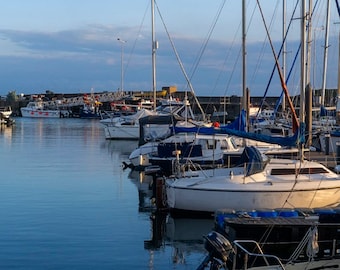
[187,0,227,82]
[255,0,299,133]
[250,0,280,87]
[259,0,320,117]
[223,46,242,96]
[154,2,206,122]
[123,1,150,82]
[221,21,242,97]
[335,0,340,17]
[221,1,257,98]
[185,0,227,109]
[274,43,301,114]
[277,0,320,115]
[256,0,300,118]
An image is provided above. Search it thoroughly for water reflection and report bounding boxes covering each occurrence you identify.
[0,123,13,141]
[128,167,214,265]
[103,136,215,268]
[102,140,138,157]
[128,170,154,211]
[0,117,210,269]
[145,213,214,264]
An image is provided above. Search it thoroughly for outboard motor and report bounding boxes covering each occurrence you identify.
[197,231,233,270]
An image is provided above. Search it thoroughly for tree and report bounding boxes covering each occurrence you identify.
[6,90,18,105]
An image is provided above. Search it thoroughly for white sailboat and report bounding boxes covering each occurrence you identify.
[164,0,340,214]
[166,145,340,213]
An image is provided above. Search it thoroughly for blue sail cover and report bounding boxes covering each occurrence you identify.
[320,106,335,117]
[214,128,299,147]
[173,109,246,134]
[173,109,298,147]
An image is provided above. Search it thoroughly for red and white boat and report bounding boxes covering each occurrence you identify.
[20,101,69,118]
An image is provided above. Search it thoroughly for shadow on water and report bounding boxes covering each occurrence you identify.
[128,170,155,211]
[128,168,214,264]
[144,212,214,263]
[101,139,138,158]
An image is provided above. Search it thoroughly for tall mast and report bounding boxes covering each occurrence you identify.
[321,0,331,106]
[305,0,313,148]
[282,0,286,111]
[337,32,340,125]
[151,0,157,110]
[242,0,248,131]
[300,0,307,160]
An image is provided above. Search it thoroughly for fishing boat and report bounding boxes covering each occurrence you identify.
[79,92,103,119]
[79,103,101,119]
[20,101,69,118]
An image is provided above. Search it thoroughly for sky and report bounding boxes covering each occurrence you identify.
[0,0,339,97]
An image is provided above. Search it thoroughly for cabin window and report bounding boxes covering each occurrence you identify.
[220,140,229,150]
[270,128,284,135]
[271,167,329,175]
[207,140,216,150]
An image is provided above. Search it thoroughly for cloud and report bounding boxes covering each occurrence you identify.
[0,24,338,98]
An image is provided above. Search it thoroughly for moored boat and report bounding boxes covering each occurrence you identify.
[0,106,12,119]
[20,101,69,118]
[165,146,340,214]
[197,207,340,270]
[0,106,14,125]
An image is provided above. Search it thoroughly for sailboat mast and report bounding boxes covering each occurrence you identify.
[282,0,286,111]
[242,0,248,131]
[305,0,313,148]
[321,0,331,106]
[337,32,340,125]
[151,0,157,110]
[300,0,307,160]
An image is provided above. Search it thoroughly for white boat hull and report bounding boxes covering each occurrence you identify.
[129,142,158,167]
[166,181,340,212]
[165,158,340,213]
[0,107,12,118]
[21,108,66,118]
[103,125,139,140]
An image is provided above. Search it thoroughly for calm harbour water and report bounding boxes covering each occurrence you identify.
[0,118,214,270]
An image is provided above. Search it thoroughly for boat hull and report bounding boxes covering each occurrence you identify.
[129,142,158,167]
[166,176,340,213]
[103,125,139,140]
[21,108,67,118]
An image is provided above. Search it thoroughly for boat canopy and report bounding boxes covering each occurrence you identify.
[238,146,266,176]
[138,114,183,146]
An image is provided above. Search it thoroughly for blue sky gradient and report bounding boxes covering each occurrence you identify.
[0,1,339,97]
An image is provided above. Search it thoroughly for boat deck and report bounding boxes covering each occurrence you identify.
[300,151,339,169]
